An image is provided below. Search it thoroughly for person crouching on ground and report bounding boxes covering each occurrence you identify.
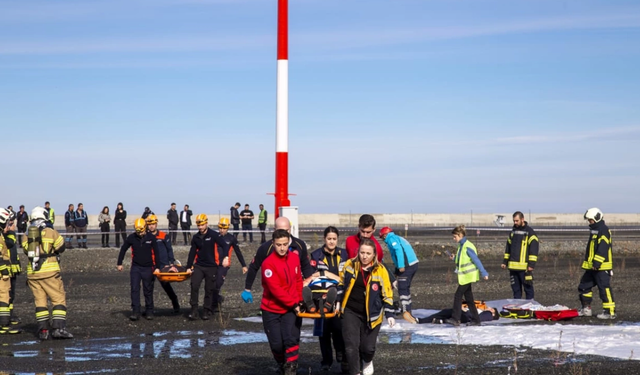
[261,229,303,375]
[146,215,180,314]
[337,238,395,375]
[117,218,159,321]
[447,225,489,327]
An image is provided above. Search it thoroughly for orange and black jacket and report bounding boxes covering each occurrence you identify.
[216,232,246,267]
[118,232,158,268]
[186,228,230,268]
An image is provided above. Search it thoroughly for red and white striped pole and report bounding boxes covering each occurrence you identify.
[275,0,289,219]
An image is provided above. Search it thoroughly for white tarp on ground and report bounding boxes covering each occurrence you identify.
[238,299,640,360]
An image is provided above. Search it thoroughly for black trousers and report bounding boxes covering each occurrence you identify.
[319,315,346,367]
[181,223,192,245]
[342,308,381,375]
[242,224,253,242]
[579,270,615,314]
[101,223,110,246]
[190,265,217,312]
[17,225,26,247]
[510,270,534,300]
[210,266,229,310]
[262,309,302,365]
[114,220,126,247]
[130,264,155,313]
[232,223,239,239]
[397,263,418,312]
[168,224,178,245]
[451,283,480,323]
[259,223,267,244]
[160,281,179,308]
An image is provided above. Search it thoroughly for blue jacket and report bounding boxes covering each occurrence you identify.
[458,237,488,279]
[74,210,88,227]
[383,232,419,269]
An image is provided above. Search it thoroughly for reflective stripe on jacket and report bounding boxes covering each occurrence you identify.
[503,223,539,271]
[383,232,418,269]
[21,227,65,278]
[582,221,612,271]
[455,239,479,285]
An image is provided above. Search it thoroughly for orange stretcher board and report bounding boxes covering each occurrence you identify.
[296,311,337,319]
[155,272,191,283]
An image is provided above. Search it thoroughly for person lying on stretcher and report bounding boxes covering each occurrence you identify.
[301,276,338,314]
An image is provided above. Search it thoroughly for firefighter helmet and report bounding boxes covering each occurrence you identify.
[134,218,147,233]
[584,208,603,223]
[218,217,230,229]
[0,208,10,227]
[145,214,158,225]
[30,206,49,222]
[195,214,208,225]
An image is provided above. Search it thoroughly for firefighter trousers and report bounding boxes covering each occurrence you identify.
[0,278,10,326]
[27,273,67,330]
[510,270,534,300]
[579,270,615,314]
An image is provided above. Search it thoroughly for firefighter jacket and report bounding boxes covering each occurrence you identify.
[310,246,348,277]
[152,230,175,268]
[0,234,11,277]
[4,230,21,274]
[338,259,394,329]
[455,238,488,285]
[383,232,419,269]
[117,232,158,268]
[21,227,65,279]
[582,220,612,271]
[260,251,303,314]
[503,222,539,271]
[186,228,230,269]
[245,235,313,290]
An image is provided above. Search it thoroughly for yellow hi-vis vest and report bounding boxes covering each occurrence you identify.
[455,240,479,285]
[582,228,613,271]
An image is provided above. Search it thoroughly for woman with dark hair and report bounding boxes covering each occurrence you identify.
[114,203,127,247]
[98,206,111,248]
[306,226,349,373]
[338,238,395,375]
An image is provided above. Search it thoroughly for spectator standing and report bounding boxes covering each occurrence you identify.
[64,204,75,249]
[258,204,268,244]
[230,202,241,239]
[167,203,179,246]
[142,207,154,220]
[180,205,193,245]
[44,202,55,226]
[16,205,29,248]
[114,203,127,248]
[240,204,255,243]
[74,203,88,248]
[98,206,111,248]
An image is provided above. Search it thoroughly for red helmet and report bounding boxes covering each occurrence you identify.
[379,226,392,238]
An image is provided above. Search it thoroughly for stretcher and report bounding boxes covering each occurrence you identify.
[297,310,338,319]
[297,277,338,319]
[154,263,190,282]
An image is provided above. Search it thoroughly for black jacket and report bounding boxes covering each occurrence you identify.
[117,232,158,268]
[230,207,240,225]
[167,209,179,226]
[114,209,127,223]
[180,210,192,226]
[186,228,230,268]
[16,211,29,229]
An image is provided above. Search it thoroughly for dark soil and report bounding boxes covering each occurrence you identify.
[2,238,640,374]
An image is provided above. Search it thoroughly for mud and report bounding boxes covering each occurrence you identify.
[2,239,640,374]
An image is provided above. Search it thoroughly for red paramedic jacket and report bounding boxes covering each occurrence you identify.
[260,250,303,314]
[345,234,384,262]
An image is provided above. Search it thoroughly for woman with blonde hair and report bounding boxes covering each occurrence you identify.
[447,225,489,326]
[337,238,395,375]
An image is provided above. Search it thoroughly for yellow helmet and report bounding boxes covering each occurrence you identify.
[218,217,230,229]
[145,214,158,225]
[195,213,208,225]
[134,218,147,233]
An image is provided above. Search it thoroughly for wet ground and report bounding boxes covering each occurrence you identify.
[3,238,640,374]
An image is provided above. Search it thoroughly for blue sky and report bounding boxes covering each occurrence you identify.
[2,0,639,215]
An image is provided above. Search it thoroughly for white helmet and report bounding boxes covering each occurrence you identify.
[0,208,10,226]
[584,207,603,223]
[31,206,49,222]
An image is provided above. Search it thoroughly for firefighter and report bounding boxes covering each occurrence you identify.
[145,215,180,314]
[185,214,230,320]
[501,211,539,300]
[211,217,247,313]
[21,207,73,340]
[117,218,159,321]
[0,209,14,331]
[578,208,616,320]
[1,209,21,326]
[261,229,303,375]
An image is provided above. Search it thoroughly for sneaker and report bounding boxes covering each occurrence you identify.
[362,360,374,375]
[302,287,316,313]
[596,311,617,320]
[445,318,460,327]
[578,306,592,317]
[402,311,418,324]
[145,311,154,320]
[188,307,199,321]
[38,329,50,340]
[202,311,211,320]
[432,318,444,324]
[129,312,140,321]
[324,288,337,313]
[51,328,74,339]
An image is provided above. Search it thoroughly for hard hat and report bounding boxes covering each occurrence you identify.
[134,218,147,233]
[30,206,49,222]
[584,208,603,223]
[218,217,230,228]
[195,213,208,225]
[379,226,393,238]
[0,208,10,226]
[145,214,158,225]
